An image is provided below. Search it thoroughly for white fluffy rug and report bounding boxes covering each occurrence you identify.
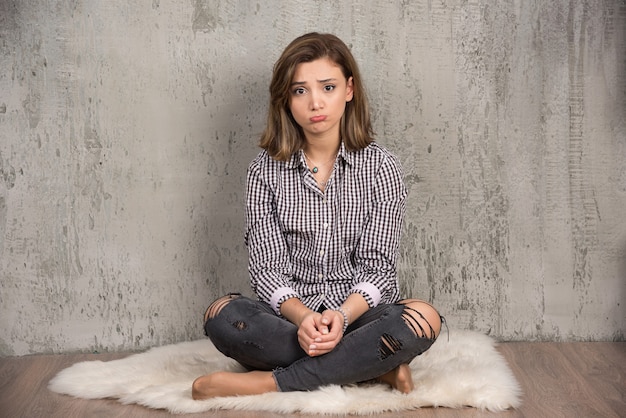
[48,330,521,415]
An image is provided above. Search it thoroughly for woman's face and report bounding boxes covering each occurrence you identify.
[288,57,353,143]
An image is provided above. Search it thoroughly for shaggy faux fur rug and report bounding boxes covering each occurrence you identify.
[48,330,521,415]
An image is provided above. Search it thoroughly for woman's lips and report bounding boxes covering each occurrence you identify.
[310,115,327,123]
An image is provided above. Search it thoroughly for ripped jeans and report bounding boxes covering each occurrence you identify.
[203,294,440,392]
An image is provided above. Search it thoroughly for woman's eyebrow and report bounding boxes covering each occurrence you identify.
[290,78,338,87]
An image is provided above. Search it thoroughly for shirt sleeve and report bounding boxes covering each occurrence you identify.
[245,156,300,314]
[350,152,407,307]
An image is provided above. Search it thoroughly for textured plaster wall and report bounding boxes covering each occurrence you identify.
[0,0,624,356]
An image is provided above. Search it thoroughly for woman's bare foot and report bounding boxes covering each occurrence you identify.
[192,370,277,400]
[377,363,414,393]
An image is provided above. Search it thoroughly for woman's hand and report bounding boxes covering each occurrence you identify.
[297,310,344,356]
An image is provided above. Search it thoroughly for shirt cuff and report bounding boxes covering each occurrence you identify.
[270,287,299,314]
[351,282,382,308]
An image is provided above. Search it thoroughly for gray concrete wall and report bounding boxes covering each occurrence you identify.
[0,0,624,356]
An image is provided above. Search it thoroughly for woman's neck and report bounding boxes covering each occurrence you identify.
[303,136,341,161]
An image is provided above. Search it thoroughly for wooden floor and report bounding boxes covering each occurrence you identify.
[0,342,624,418]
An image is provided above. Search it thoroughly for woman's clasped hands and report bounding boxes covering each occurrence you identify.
[297,310,345,356]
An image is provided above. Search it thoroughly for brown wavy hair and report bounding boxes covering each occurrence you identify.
[259,32,374,161]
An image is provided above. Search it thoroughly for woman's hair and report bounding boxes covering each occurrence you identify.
[259,32,374,161]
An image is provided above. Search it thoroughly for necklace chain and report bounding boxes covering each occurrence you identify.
[303,151,337,191]
[303,151,338,174]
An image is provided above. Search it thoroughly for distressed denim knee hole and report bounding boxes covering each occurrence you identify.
[204,293,241,322]
[399,301,441,340]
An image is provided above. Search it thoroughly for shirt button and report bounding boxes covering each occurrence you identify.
[323,223,329,228]
[318,273,323,279]
[320,249,325,256]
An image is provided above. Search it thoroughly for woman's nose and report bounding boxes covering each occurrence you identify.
[310,91,323,110]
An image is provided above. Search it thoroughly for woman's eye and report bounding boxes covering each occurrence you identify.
[292,87,306,95]
[324,85,335,92]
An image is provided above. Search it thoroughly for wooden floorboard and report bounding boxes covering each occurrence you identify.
[497,342,625,418]
[0,342,624,418]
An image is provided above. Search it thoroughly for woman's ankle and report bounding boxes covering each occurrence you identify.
[377,364,414,394]
[192,371,277,400]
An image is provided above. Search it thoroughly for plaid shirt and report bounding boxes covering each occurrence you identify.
[245,142,407,314]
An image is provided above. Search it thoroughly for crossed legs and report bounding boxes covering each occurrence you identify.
[192,297,441,400]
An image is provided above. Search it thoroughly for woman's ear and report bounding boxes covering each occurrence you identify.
[346,76,354,102]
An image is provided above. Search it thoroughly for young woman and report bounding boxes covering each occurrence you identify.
[192,32,442,400]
